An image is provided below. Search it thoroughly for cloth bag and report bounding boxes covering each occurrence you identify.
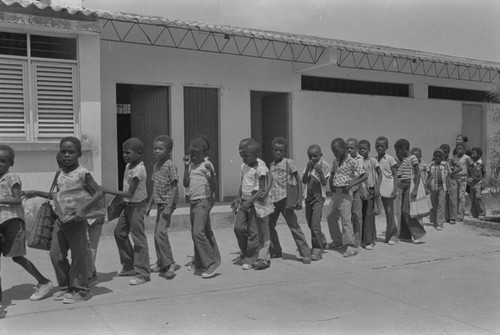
[53,187,106,222]
[107,195,126,221]
[285,159,300,209]
[379,174,394,198]
[27,171,60,250]
[410,178,431,219]
[254,196,275,218]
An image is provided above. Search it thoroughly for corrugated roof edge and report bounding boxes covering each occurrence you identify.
[1,0,499,70]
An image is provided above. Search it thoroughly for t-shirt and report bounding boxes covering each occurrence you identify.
[397,155,419,181]
[269,158,297,203]
[377,154,397,180]
[188,160,215,200]
[241,161,269,199]
[123,162,147,203]
[363,157,379,188]
[152,159,178,205]
[455,154,473,177]
[55,166,91,223]
[0,172,24,224]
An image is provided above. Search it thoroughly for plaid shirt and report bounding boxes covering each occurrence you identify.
[331,155,364,187]
[270,158,297,203]
[427,161,450,191]
[470,159,485,181]
[0,172,24,224]
[152,159,179,205]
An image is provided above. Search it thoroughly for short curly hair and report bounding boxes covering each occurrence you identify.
[0,144,15,162]
[271,137,288,150]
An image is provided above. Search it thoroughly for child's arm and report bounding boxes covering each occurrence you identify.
[76,174,104,219]
[240,175,267,211]
[302,161,312,184]
[390,165,398,198]
[0,183,22,205]
[231,184,242,213]
[315,163,327,186]
[205,163,217,197]
[374,166,382,197]
[145,182,155,216]
[103,177,139,198]
[22,190,51,199]
[183,158,190,188]
[411,163,420,200]
[426,171,433,192]
[346,173,367,191]
[259,171,273,198]
[293,171,303,209]
[449,161,463,177]
[162,181,178,216]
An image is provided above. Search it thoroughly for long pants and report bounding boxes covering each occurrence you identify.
[268,198,311,258]
[457,176,468,221]
[51,219,89,291]
[190,198,220,269]
[361,192,376,246]
[430,188,446,228]
[154,203,176,269]
[381,197,398,243]
[327,192,358,252]
[445,179,458,221]
[469,181,486,218]
[234,205,270,265]
[351,188,363,246]
[114,201,150,280]
[305,197,327,256]
[86,220,103,278]
[398,182,426,240]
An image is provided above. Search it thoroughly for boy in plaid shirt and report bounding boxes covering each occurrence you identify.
[469,147,486,218]
[146,135,179,279]
[426,149,449,230]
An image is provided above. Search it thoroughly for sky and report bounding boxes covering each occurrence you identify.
[82,0,500,63]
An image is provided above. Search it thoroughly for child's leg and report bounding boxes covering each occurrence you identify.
[154,205,175,270]
[327,195,343,247]
[430,190,438,226]
[128,203,150,279]
[267,201,283,257]
[457,177,467,221]
[204,207,220,263]
[234,209,249,260]
[399,183,413,240]
[283,205,311,259]
[114,207,134,272]
[471,181,486,217]
[305,199,320,256]
[244,207,260,265]
[447,179,458,222]
[63,220,90,291]
[190,199,216,269]
[13,257,50,284]
[437,188,446,227]
[381,197,398,243]
[50,222,71,287]
[351,188,363,246]
[256,216,271,261]
[87,220,103,278]
[361,196,375,247]
[338,193,357,252]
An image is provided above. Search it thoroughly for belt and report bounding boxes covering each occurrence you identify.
[332,186,349,193]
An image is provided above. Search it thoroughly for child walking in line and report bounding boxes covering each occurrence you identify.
[426,149,450,231]
[394,139,426,244]
[146,135,180,280]
[327,138,366,258]
[267,137,311,264]
[183,137,221,278]
[440,144,462,224]
[25,137,104,303]
[454,143,473,222]
[104,137,151,285]
[375,137,399,245]
[0,145,53,302]
[411,147,428,226]
[469,147,486,218]
[346,138,364,247]
[302,145,330,261]
[233,139,273,270]
[358,140,380,250]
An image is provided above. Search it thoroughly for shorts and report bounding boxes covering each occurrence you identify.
[0,218,26,257]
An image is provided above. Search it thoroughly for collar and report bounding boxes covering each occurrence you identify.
[475,158,483,164]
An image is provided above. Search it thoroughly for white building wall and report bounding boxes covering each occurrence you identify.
[100,40,495,199]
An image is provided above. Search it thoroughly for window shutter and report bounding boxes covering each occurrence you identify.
[33,62,76,139]
[0,59,27,139]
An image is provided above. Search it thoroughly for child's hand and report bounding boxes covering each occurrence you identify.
[161,205,172,219]
[314,163,322,174]
[374,187,380,197]
[183,155,191,166]
[411,188,418,201]
[22,190,37,199]
[239,199,252,211]
[295,197,303,210]
[230,198,240,213]
[391,189,398,199]
[145,204,151,216]
[306,160,314,170]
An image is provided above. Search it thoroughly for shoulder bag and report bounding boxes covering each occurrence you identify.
[285,159,300,209]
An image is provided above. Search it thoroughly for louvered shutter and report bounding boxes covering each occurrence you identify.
[33,62,76,139]
[0,59,28,139]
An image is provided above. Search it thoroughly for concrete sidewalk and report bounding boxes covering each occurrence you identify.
[1,215,499,334]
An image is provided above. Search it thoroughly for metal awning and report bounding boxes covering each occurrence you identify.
[1,0,499,82]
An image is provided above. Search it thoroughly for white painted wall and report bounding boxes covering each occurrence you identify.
[100,40,495,200]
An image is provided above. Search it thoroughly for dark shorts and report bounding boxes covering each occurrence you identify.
[0,218,26,257]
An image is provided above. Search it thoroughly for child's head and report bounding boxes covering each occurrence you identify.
[346,138,358,158]
[394,139,410,161]
[271,137,288,161]
[433,148,444,164]
[471,147,483,161]
[456,135,468,144]
[0,144,15,176]
[410,147,422,162]
[190,137,209,164]
[358,140,370,159]
[307,144,322,164]
[59,137,83,169]
[239,138,253,158]
[375,136,389,155]
[122,137,144,165]
[455,143,465,157]
[331,138,346,160]
[440,144,450,157]
[153,135,173,162]
[193,134,210,154]
[241,139,260,166]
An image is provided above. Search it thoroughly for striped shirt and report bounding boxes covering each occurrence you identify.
[397,155,419,181]
[152,159,179,205]
[270,158,297,203]
[0,172,24,224]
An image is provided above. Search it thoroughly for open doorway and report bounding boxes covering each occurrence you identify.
[116,84,170,195]
[251,91,290,165]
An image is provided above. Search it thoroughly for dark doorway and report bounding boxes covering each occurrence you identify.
[184,86,220,201]
[251,91,290,166]
[116,84,170,195]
